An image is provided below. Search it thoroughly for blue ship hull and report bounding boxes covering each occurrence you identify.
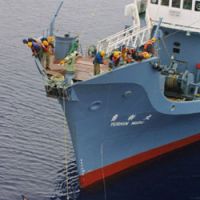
[22,0,200,196]
[59,31,200,186]
[31,20,200,188]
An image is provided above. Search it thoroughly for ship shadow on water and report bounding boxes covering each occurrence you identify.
[70,141,200,200]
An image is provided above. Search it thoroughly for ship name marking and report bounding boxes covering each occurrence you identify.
[111,122,129,127]
[144,114,152,121]
[131,121,144,125]
[111,114,118,122]
[128,114,136,121]
[110,113,152,127]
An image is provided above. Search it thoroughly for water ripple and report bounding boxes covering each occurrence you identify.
[0,0,131,199]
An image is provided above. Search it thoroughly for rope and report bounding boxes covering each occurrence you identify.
[62,85,80,200]
[100,143,107,200]
[62,89,71,200]
[160,36,171,60]
[100,84,112,200]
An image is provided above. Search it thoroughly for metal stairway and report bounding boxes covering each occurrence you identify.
[96,2,152,55]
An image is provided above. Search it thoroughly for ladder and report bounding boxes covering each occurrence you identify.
[97,2,152,55]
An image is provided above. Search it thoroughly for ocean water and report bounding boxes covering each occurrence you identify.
[1,1,200,200]
[0,0,131,199]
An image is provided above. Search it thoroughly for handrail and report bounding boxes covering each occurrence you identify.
[96,3,152,55]
[97,24,152,55]
[97,25,139,43]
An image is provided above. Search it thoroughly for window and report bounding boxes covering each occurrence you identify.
[151,0,158,4]
[174,42,181,46]
[161,0,169,6]
[183,0,192,9]
[164,31,169,36]
[173,48,180,53]
[195,1,200,11]
[172,0,181,8]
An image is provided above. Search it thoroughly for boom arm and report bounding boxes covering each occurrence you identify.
[49,0,64,36]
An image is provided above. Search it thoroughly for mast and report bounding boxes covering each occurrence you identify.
[153,17,163,38]
[49,0,64,36]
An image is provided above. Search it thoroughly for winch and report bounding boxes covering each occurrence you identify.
[153,57,197,98]
[164,70,195,96]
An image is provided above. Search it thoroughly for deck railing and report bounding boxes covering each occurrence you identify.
[97,6,152,55]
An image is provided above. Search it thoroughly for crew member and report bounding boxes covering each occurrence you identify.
[60,51,78,85]
[93,50,106,75]
[121,47,128,63]
[140,51,151,59]
[126,49,133,63]
[28,38,37,43]
[27,40,43,60]
[68,37,79,55]
[41,39,51,70]
[109,50,121,70]
[22,39,28,45]
[88,45,97,57]
[47,36,55,55]
[130,49,145,61]
[143,37,156,55]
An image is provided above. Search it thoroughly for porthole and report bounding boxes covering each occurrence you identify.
[89,101,102,111]
[173,48,180,54]
[173,42,181,47]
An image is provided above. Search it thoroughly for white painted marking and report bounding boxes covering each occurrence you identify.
[144,114,152,120]
[128,114,136,121]
[111,114,119,122]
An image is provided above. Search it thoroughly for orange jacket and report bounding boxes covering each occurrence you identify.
[144,40,153,51]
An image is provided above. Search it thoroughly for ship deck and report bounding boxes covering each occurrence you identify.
[45,56,109,81]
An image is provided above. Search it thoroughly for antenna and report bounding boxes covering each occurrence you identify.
[49,0,64,36]
[153,17,163,39]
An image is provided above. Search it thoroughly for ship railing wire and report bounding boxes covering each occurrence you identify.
[35,58,80,199]
[97,26,151,53]
[61,89,80,200]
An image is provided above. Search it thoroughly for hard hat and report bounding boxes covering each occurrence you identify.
[113,51,121,58]
[27,42,32,48]
[28,38,34,42]
[41,37,47,42]
[122,47,128,52]
[23,39,28,44]
[151,37,156,42]
[47,36,54,43]
[60,60,65,65]
[42,40,49,46]
[142,51,151,59]
[100,50,105,57]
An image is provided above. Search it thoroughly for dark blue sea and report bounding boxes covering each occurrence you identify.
[1,0,200,200]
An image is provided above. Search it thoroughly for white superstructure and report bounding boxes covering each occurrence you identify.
[147,0,200,32]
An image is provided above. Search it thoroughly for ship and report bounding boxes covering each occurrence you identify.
[25,0,200,192]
